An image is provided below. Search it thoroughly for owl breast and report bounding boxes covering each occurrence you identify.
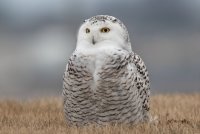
[76,48,128,89]
[63,48,144,125]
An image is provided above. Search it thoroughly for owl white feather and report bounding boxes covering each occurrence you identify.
[63,15,151,126]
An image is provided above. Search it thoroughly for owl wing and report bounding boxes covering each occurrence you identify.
[131,52,150,112]
[62,56,73,104]
[62,54,80,104]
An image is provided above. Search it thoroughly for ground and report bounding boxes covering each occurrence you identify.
[0,94,200,134]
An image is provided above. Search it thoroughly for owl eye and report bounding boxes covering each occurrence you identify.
[100,27,110,33]
[85,28,90,33]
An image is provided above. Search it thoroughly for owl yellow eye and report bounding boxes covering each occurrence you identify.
[100,27,110,33]
[86,28,90,33]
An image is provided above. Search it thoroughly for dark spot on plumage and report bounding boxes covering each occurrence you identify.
[139,91,143,95]
[75,83,82,86]
[120,60,125,65]
[134,77,137,82]
[74,73,78,77]
[117,66,121,70]
[134,56,136,60]
[68,67,71,71]
[145,81,148,85]
[142,72,145,75]
[112,19,117,23]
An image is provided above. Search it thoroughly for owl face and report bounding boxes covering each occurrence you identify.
[76,15,131,52]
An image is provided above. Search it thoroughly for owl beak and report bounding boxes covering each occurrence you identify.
[92,36,96,45]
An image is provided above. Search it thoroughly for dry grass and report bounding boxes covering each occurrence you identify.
[0,94,200,134]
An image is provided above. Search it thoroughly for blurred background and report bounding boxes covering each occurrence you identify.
[0,0,200,99]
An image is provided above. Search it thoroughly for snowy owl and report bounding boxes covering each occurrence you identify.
[63,15,150,126]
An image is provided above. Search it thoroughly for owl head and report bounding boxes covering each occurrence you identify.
[76,15,132,52]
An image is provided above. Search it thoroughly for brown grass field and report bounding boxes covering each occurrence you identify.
[0,94,200,134]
